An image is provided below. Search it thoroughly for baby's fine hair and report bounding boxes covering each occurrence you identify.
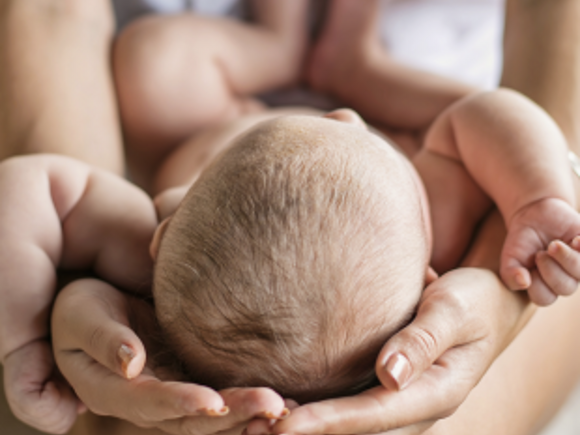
[153,116,429,402]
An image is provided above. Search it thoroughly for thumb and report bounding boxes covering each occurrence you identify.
[376,280,486,391]
[52,279,146,380]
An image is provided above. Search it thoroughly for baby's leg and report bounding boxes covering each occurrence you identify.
[309,0,474,135]
[114,1,308,190]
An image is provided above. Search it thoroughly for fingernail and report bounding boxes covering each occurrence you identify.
[383,353,412,391]
[259,408,291,420]
[548,241,559,255]
[514,270,529,289]
[118,344,136,379]
[279,407,291,419]
[202,406,230,416]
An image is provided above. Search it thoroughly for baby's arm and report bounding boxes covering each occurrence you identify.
[0,154,156,432]
[423,89,580,305]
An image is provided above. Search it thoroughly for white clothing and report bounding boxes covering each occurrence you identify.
[112,0,243,29]
[112,0,505,89]
[380,0,504,89]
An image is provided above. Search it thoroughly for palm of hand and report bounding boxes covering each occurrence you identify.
[501,197,580,305]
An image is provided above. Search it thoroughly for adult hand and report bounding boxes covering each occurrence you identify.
[52,278,288,435]
[248,268,532,435]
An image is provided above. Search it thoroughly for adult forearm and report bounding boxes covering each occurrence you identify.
[460,212,535,352]
[0,0,123,173]
[502,0,580,156]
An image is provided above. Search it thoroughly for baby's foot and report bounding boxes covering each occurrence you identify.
[308,0,381,97]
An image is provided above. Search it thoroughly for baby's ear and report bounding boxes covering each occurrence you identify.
[149,217,172,261]
[153,186,189,221]
[425,266,439,286]
[324,109,368,130]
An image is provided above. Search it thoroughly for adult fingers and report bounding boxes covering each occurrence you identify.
[157,388,286,435]
[52,279,146,379]
[56,348,225,425]
[4,340,80,434]
[375,275,487,391]
[246,399,297,435]
[272,345,478,435]
[52,279,225,424]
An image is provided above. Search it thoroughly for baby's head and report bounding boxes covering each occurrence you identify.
[152,112,431,402]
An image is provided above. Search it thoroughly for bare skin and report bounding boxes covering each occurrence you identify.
[49,105,580,435]
[114,0,309,192]
[4,0,580,434]
[0,0,123,173]
[0,1,124,432]
[45,2,580,434]
[307,0,476,155]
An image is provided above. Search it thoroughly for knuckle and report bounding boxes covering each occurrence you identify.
[425,288,469,322]
[87,324,107,353]
[406,326,440,363]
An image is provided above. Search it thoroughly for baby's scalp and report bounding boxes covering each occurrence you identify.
[153,115,430,402]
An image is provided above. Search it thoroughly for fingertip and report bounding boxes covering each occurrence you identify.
[118,343,145,379]
[513,268,531,290]
[502,266,531,290]
[178,384,225,415]
[201,406,230,417]
[572,236,580,251]
[528,285,558,306]
[247,418,272,435]
[284,399,300,411]
[379,353,412,391]
[547,240,563,257]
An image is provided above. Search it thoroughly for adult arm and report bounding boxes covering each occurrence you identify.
[0,0,123,172]
[308,0,476,135]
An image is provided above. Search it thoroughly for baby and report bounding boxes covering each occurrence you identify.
[151,112,430,403]
[0,90,574,415]
[146,90,580,402]
[1,90,579,424]
[4,4,580,432]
